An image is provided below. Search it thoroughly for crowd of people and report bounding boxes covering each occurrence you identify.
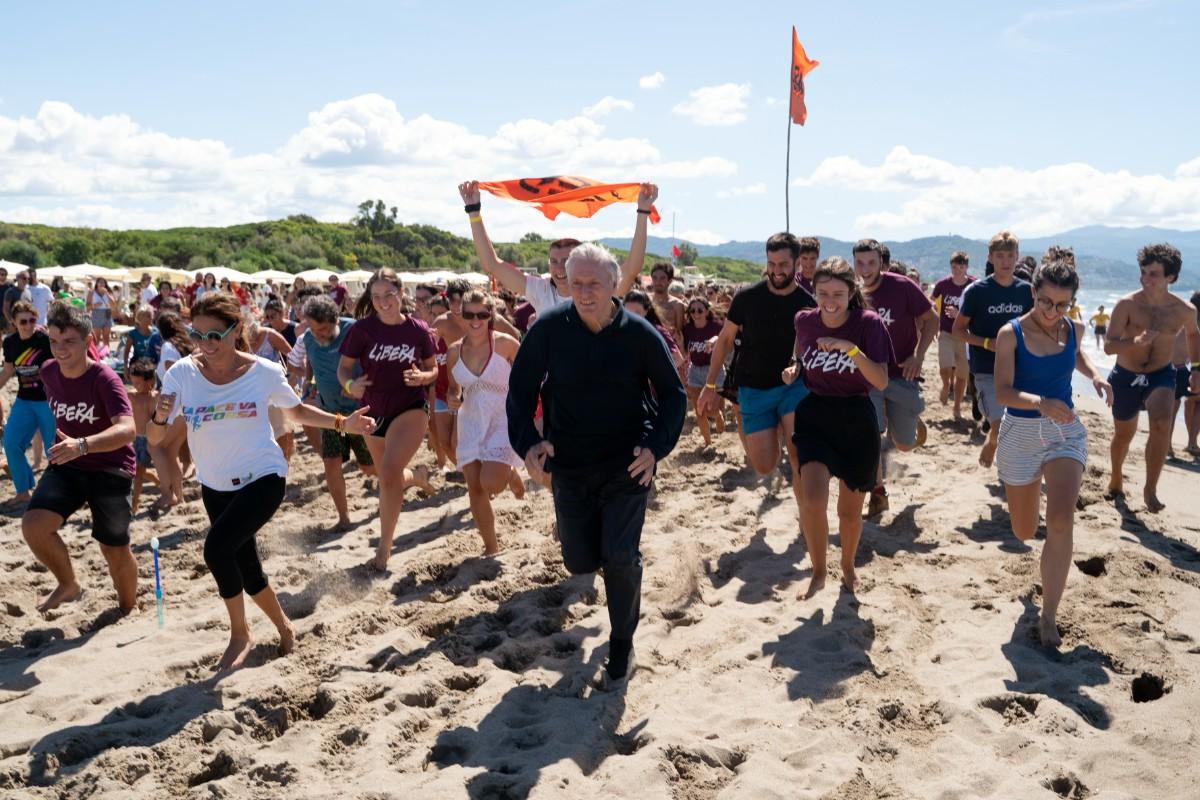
[3,202,1199,684]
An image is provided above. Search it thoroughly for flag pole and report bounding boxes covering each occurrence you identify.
[671,211,677,268]
[785,105,792,233]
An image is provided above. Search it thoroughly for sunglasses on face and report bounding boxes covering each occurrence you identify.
[689,307,706,314]
[371,291,400,303]
[461,310,491,321]
[1035,297,1073,313]
[16,317,36,326]
[187,324,237,343]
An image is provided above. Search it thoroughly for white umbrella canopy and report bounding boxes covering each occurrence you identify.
[338,269,375,283]
[245,269,296,284]
[0,259,33,273]
[60,263,130,281]
[294,268,338,284]
[127,265,191,284]
[200,265,264,285]
[459,272,492,285]
[31,265,67,278]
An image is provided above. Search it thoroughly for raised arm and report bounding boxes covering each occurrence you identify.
[615,183,659,296]
[458,180,528,296]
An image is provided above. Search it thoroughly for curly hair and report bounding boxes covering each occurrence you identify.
[1137,242,1182,282]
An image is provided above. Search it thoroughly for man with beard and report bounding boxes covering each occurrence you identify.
[698,233,816,517]
[649,262,687,349]
[457,181,657,315]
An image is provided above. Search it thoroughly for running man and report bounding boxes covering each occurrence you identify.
[457,181,657,314]
[795,237,820,294]
[22,302,138,613]
[698,233,816,516]
[993,255,1111,647]
[853,238,937,517]
[507,243,685,690]
[648,262,687,349]
[1090,305,1110,349]
[1104,243,1200,511]
[931,250,975,419]
[953,230,1034,468]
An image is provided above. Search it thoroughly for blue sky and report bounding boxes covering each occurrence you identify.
[3,0,1198,244]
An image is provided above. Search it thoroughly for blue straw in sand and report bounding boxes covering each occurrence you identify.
[151,537,164,629]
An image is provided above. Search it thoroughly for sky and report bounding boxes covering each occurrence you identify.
[3,0,1199,246]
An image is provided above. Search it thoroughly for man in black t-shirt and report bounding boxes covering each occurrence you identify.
[699,233,815,515]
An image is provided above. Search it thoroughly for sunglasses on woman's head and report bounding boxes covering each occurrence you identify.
[461,310,491,321]
[187,324,237,343]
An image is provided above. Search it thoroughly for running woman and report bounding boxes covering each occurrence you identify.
[85,277,115,352]
[853,238,937,517]
[698,233,816,515]
[953,230,1034,468]
[338,268,438,571]
[1104,243,1200,511]
[457,181,657,313]
[301,295,377,530]
[681,296,726,446]
[931,250,975,420]
[1,301,55,508]
[783,257,892,598]
[22,302,138,613]
[993,255,1112,647]
[508,243,685,690]
[149,292,375,671]
[446,290,524,555]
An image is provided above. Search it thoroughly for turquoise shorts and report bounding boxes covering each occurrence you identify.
[738,380,809,435]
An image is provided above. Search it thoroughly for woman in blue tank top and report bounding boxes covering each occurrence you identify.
[993,250,1112,649]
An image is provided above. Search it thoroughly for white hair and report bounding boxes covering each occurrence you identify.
[564,242,619,286]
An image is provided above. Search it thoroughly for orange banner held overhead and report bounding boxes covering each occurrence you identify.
[790,27,820,126]
[478,176,661,223]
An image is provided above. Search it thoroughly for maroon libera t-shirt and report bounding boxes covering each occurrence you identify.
[682,319,722,367]
[862,272,933,378]
[339,314,436,419]
[931,275,974,334]
[40,360,137,475]
[793,308,894,397]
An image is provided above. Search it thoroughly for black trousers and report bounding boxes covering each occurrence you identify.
[201,474,286,599]
[550,466,650,642]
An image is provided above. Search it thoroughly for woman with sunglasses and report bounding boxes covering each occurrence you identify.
[682,296,727,446]
[993,253,1111,648]
[783,257,892,598]
[446,290,525,555]
[149,292,375,671]
[0,301,56,508]
[339,269,438,571]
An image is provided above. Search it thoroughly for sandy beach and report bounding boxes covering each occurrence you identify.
[2,359,1199,800]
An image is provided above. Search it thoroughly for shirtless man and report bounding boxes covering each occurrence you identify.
[1104,243,1200,511]
[649,262,686,348]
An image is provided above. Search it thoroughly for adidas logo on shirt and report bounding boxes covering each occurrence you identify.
[987,303,1026,314]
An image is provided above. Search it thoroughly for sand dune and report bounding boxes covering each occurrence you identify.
[2,362,1199,799]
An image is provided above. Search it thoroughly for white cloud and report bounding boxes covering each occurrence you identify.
[582,96,635,118]
[764,97,779,107]
[675,228,726,246]
[672,83,751,127]
[638,71,665,90]
[795,145,1200,235]
[717,182,767,199]
[1004,1,1153,49]
[0,95,736,242]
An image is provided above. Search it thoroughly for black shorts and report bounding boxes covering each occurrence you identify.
[1177,366,1196,400]
[1094,325,1107,336]
[372,397,428,438]
[28,465,133,547]
[792,393,881,492]
[320,428,375,464]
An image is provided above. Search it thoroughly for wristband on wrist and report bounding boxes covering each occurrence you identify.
[334,413,344,433]
[704,383,717,390]
[636,208,651,215]
[78,437,88,455]
[846,345,861,358]
[463,202,481,213]
[982,337,991,351]
[343,378,354,394]
[468,214,482,224]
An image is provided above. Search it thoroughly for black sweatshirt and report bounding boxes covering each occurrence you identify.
[507,299,686,475]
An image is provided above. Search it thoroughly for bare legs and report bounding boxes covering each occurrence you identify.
[462,460,523,555]
[215,585,294,672]
[22,509,137,613]
[1108,388,1173,510]
[797,463,864,598]
[1004,459,1084,648]
[363,410,429,571]
[686,385,725,446]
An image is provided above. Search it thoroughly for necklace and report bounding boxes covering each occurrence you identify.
[1030,316,1065,347]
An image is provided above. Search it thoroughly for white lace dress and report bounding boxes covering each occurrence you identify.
[452,341,522,468]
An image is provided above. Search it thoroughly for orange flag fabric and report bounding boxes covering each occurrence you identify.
[790,27,820,126]
[478,176,661,223]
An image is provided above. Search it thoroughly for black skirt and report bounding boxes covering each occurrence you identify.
[792,393,880,492]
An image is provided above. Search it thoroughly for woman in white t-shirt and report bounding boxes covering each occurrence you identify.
[148,291,374,672]
[86,277,115,351]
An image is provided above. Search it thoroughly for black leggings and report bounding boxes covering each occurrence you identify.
[201,474,286,599]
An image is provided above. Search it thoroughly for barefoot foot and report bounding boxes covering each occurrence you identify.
[214,633,253,671]
[408,466,434,496]
[38,581,83,614]
[841,564,858,593]
[277,622,295,657]
[1038,614,1061,648]
[1143,490,1165,513]
[799,572,827,600]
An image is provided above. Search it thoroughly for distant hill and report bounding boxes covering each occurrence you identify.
[601,227,1200,291]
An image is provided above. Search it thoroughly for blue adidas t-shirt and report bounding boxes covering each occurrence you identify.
[303,317,359,414]
[959,275,1034,374]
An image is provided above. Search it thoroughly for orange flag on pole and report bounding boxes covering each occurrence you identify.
[477,176,661,223]
[790,27,820,126]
